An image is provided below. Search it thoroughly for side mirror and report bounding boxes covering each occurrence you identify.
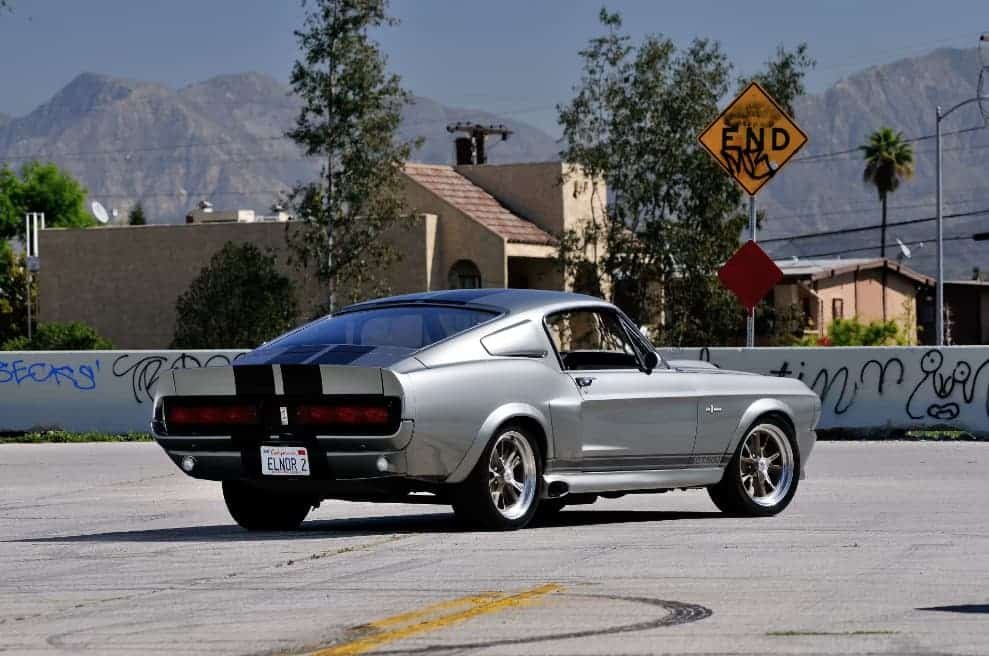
[642,351,660,373]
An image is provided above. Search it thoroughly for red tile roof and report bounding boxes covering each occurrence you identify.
[403,163,556,245]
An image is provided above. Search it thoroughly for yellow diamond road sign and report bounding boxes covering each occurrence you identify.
[698,81,808,196]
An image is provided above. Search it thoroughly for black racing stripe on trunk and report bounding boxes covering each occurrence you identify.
[232,365,275,396]
[280,365,324,396]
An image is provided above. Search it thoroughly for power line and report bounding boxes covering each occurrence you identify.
[761,207,989,244]
[769,190,989,222]
[787,234,975,260]
[791,126,986,163]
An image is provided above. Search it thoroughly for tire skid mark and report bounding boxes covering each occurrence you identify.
[367,593,712,655]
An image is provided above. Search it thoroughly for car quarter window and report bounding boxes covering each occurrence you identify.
[545,309,641,371]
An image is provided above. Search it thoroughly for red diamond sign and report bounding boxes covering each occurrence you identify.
[718,241,783,312]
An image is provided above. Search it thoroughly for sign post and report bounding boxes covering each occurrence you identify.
[698,82,808,346]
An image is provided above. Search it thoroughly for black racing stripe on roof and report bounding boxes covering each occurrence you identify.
[232,365,275,396]
[313,345,375,365]
[280,364,323,396]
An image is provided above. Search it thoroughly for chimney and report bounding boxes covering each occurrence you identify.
[454,137,473,166]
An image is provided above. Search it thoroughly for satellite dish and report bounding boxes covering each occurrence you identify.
[896,238,912,260]
[91,201,110,224]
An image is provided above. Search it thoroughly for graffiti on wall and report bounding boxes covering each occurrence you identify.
[690,348,989,426]
[0,358,100,390]
[112,352,245,404]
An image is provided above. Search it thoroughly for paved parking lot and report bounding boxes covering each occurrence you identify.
[2,441,989,655]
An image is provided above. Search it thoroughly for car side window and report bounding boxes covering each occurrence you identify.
[545,309,640,371]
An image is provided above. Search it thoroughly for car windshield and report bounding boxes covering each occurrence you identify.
[262,305,498,352]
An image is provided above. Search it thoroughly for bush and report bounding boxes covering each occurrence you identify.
[796,317,909,347]
[172,242,298,349]
[2,321,112,350]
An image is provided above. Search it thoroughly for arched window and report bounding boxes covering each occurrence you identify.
[448,259,482,289]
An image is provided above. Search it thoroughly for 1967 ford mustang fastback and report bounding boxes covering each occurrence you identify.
[152,289,819,530]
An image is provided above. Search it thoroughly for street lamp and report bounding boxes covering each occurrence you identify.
[934,35,989,345]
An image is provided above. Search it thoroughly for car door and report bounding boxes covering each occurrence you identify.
[544,308,698,466]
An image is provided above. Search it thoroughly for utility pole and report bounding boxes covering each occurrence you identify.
[23,212,43,341]
[747,196,757,347]
[446,123,513,165]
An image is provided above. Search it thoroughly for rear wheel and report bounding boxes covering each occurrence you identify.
[452,424,542,530]
[222,480,312,531]
[708,418,799,516]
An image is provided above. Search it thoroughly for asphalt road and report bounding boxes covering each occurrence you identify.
[2,441,988,656]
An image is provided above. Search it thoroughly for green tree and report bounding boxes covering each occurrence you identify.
[2,321,111,351]
[0,161,94,240]
[0,243,33,344]
[284,0,419,312]
[172,242,298,349]
[128,202,147,226]
[862,127,914,258]
[861,127,914,321]
[557,9,814,345]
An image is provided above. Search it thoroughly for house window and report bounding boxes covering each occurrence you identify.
[448,259,482,289]
[832,298,844,321]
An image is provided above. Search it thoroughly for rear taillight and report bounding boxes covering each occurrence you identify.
[294,403,391,426]
[166,404,259,426]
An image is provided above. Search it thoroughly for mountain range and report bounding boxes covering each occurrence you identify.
[0,46,987,280]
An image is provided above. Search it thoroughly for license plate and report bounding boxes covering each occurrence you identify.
[260,445,309,476]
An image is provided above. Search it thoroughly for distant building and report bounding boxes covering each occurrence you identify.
[917,280,989,345]
[771,258,934,343]
[38,161,603,348]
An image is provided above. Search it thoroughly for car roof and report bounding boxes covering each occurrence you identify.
[339,288,608,315]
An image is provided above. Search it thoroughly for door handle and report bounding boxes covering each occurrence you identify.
[575,376,596,388]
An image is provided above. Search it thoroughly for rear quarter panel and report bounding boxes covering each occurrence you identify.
[398,357,579,482]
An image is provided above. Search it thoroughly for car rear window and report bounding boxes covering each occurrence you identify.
[263,305,498,352]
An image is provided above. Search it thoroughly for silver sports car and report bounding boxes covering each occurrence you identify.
[152,289,820,531]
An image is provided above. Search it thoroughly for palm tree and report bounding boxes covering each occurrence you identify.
[861,127,914,320]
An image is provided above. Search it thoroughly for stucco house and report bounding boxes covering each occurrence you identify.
[771,257,934,343]
[38,161,604,348]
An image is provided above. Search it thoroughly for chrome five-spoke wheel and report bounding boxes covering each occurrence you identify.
[708,417,800,516]
[488,431,538,520]
[453,424,544,530]
[739,423,794,508]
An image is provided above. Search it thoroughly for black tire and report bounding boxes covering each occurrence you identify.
[708,416,800,517]
[222,480,312,531]
[451,423,543,530]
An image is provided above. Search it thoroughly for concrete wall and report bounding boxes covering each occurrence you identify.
[4,346,989,436]
[38,218,433,349]
[661,346,989,436]
[0,350,243,433]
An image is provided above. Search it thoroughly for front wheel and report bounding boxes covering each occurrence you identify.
[452,424,542,530]
[708,418,799,516]
[222,481,312,531]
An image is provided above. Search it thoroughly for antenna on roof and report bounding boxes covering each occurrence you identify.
[896,238,912,261]
[91,201,110,225]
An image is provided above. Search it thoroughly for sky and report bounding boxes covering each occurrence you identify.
[0,1,987,137]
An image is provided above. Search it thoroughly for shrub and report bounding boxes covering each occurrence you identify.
[2,321,112,350]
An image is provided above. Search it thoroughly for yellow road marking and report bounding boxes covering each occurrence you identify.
[310,583,562,656]
[367,592,501,630]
